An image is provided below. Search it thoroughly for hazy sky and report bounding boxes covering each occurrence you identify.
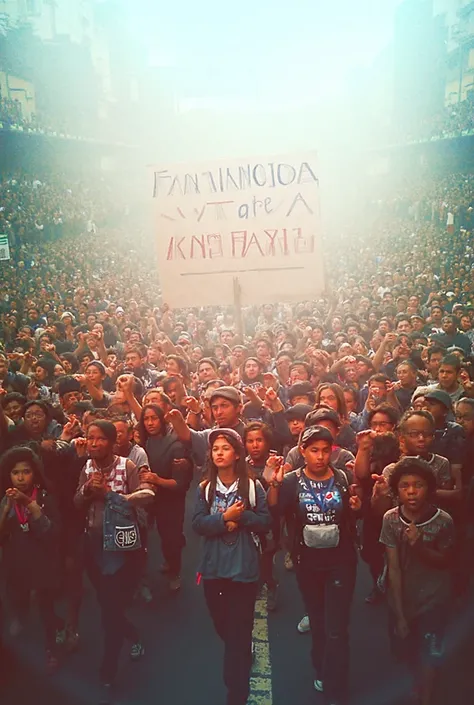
[135,0,400,106]
[124,1,403,162]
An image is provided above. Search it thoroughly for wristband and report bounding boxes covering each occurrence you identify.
[270,480,283,488]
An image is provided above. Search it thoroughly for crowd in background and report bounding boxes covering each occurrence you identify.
[406,99,474,143]
[0,162,474,705]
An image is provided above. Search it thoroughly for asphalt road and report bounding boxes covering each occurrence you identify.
[2,486,474,705]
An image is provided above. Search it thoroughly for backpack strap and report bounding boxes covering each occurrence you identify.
[202,479,257,509]
[332,466,350,491]
[249,479,256,509]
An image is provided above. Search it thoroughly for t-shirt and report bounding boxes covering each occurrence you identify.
[285,444,355,475]
[380,506,454,619]
[276,468,356,568]
[432,422,465,467]
[383,454,452,498]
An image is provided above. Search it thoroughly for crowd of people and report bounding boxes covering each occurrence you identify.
[0,175,132,248]
[406,99,474,143]
[0,96,94,140]
[0,165,474,705]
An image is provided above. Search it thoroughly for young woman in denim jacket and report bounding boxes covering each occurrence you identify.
[192,428,271,705]
[74,420,154,705]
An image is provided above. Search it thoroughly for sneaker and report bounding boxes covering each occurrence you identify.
[130,641,145,661]
[139,584,153,603]
[284,552,294,571]
[169,575,181,592]
[313,678,324,692]
[45,650,59,675]
[297,615,310,633]
[365,586,384,605]
[99,683,113,705]
[426,633,444,659]
[267,585,278,612]
[65,628,80,654]
[55,628,66,646]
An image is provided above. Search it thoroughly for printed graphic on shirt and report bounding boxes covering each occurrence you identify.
[211,488,241,516]
[298,475,343,526]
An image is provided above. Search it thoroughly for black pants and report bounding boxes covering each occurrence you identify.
[203,579,258,705]
[259,550,277,589]
[7,583,59,651]
[85,545,141,682]
[360,514,385,584]
[154,495,186,577]
[296,558,357,704]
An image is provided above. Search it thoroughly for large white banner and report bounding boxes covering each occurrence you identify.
[152,153,324,307]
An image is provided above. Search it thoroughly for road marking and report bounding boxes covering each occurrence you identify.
[248,590,272,705]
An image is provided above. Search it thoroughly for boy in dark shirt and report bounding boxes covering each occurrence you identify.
[380,457,455,705]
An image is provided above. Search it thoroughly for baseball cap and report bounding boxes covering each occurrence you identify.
[209,386,242,405]
[424,389,452,410]
[300,426,334,448]
[208,427,244,450]
[305,407,341,429]
[60,311,74,321]
[285,403,313,421]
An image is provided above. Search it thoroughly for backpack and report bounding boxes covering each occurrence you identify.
[202,478,262,553]
[203,477,257,508]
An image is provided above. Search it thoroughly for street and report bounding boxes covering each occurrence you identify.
[2,486,474,705]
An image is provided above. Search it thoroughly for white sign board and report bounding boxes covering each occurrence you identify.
[0,234,10,261]
[152,153,324,307]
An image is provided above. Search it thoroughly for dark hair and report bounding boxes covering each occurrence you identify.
[396,359,418,373]
[426,346,445,362]
[203,432,252,507]
[243,421,273,448]
[112,416,133,429]
[1,392,26,409]
[69,400,96,416]
[144,389,172,408]
[0,446,50,497]
[166,354,189,377]
[275,349,295,362]
[240,357,264,385]
[52,321,66,337]
[460,362,474,381]
[86,419,117,444]
[371,432,400,466]
[440,354,461,372]
[198,357,218,372]
[289,360,313,377]
[138,404,166,445]
[342,385,358,404]
[125,347,144,359]
[456,397,474,411]
[24,399,51,420]
[162,376,182,393]
[77,350,94,363]
[60,353,80,373]
[389,456,436,497]
[368,403,400,427]
[398,409,435,433]
[368,373,390,387]
[314,382,348,420]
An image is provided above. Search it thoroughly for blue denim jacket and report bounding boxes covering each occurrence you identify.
[103,491,142,552]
